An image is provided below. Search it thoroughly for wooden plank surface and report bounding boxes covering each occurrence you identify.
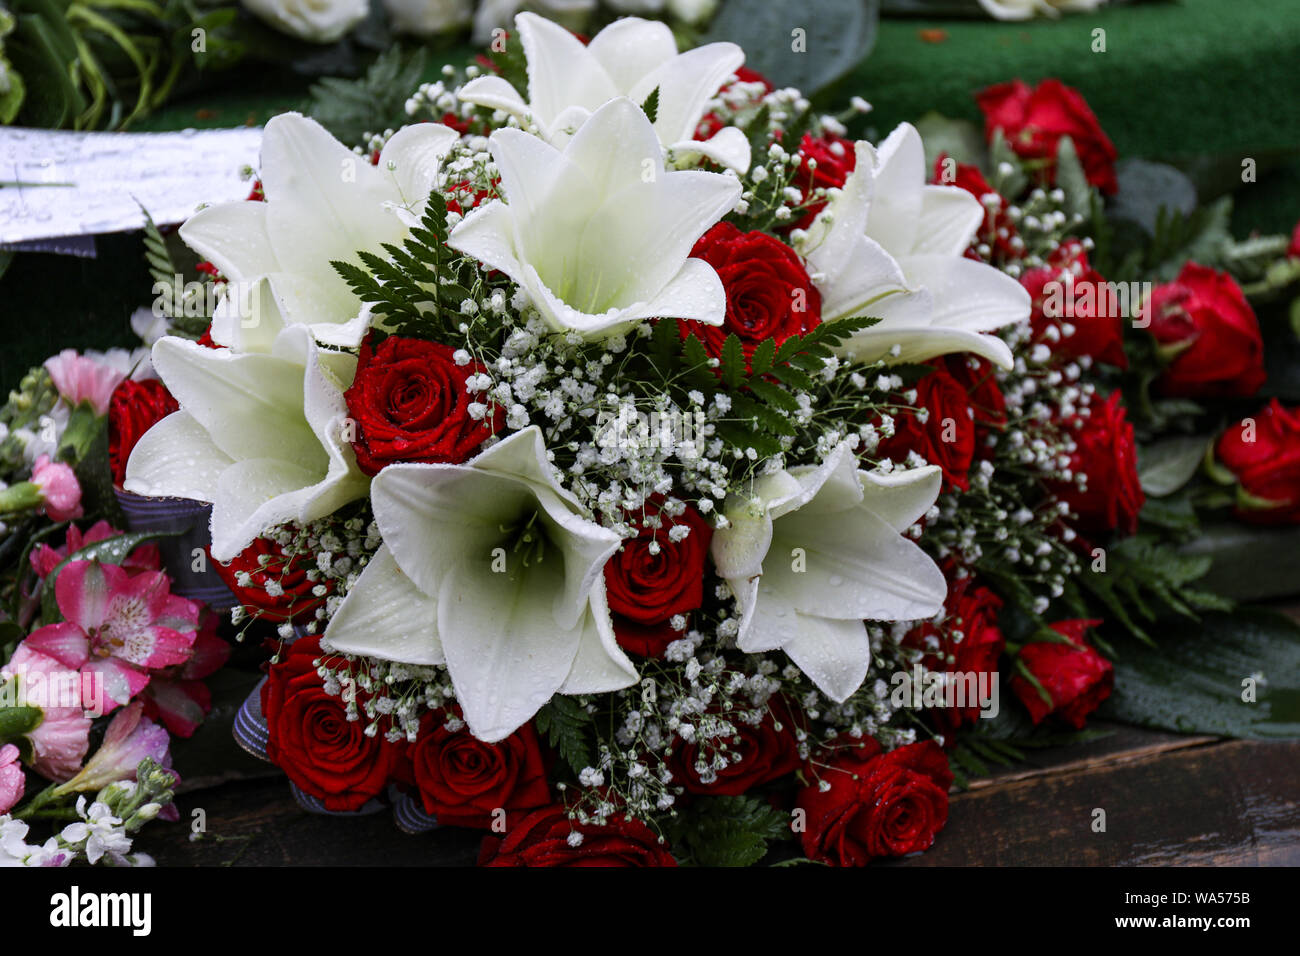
[144,730,1299,866]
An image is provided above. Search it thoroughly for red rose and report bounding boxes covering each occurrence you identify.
[1050,391,1144,537]
[942,354,1006,457]
[906,575,1005,733]
[1010,619,1113,729]
[108,379,179,487]
[603,498,712,657]
[212,534,329,622]
[1288,221,1300,259]
[791,132,858,230]
[797,738,952,866]
[1215,399,1300,525]
[975,79,1118,195]
[407,709,551,828]
[931,154,1020,261]
[343,333,495,476]
[681,223,821,365]
[478,805,677,867]
[664,697,802,795]
[875,364,976,491]
[261,634,402,812]
[1021,240,1128,368]
[1147,262,1266,398]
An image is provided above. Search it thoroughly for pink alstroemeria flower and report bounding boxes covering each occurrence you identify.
[44,349,126,417]
[143,610,231,738]
[0,643,93,782]
[30,456,83,523]
[24,561,199,711]
[0,744,24,814]
[54,701,173,795]
[30,520,162,579]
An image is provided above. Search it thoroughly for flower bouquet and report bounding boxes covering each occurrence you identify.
[5,8,1298,868]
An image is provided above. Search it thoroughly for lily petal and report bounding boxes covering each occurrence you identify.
[323,545,444,666]
[782,615,873,703]
[438,555,581,743]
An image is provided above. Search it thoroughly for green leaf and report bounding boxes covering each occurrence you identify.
[720,333,745,390]
[1109,158,1197,236]
[666,794,793,867]
[640,85,659,125]
[532,696,593,776]
[1137,435,1212,498]
[305,46,428,147]
[41,530,181,622]
[1099,607,1300,738]
[1178,522,1300,602]
[0,705,43,741]
[913,111,985,172]
[1053,136,1093,225]
[988,128,1028,198]
[702,0,879,97]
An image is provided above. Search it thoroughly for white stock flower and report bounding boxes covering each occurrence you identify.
[382,0,471,35]
[123,325,368,562]
[448,96,740,339]
[711,443,947,702]
[180,112,459,350]
[459,12,750,171]
[241,0,368,43]
[325,426,638,742]
[800,122,1030,369]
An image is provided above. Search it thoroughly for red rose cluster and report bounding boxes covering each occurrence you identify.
[343,333,496,475]
[107,378,179,487]
[1215,399,1300,525]
[603,496,712,657]
[1050,391,1145,538]
[797,738,952,866]
[906,573,1006,734]
[1021,239,1128,369]
[261,635,559,818]
[681,222,821,366]
[976,78,1118,195]
[212,534,330,622]
[875,357,1007,491]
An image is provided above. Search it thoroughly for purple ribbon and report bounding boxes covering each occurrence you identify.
[113,489,236,608]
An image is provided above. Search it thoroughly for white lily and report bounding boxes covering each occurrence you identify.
[179,111,460,350]
[448,96,740,339]
[122,325,368,562]
[324,426,638,742]
[800,123,1030,369]
[711,444,947,702]
[459,12,751,172]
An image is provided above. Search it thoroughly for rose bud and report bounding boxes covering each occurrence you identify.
[1010,619,1113,729]
[1214,399,1300,525]
[1147,263,1266,399]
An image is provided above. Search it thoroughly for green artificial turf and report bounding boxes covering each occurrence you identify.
[3,0,1297,382]
[835,0,1300,234]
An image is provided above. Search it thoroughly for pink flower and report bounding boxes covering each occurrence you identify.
[30,455,83,522]
[30,521,162,579]
[0,744,24,814]
[54,701,173,795]
[24,560,199,711]
[1,643,93,782]
[143,610,231,738]
[43,349,126,417]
